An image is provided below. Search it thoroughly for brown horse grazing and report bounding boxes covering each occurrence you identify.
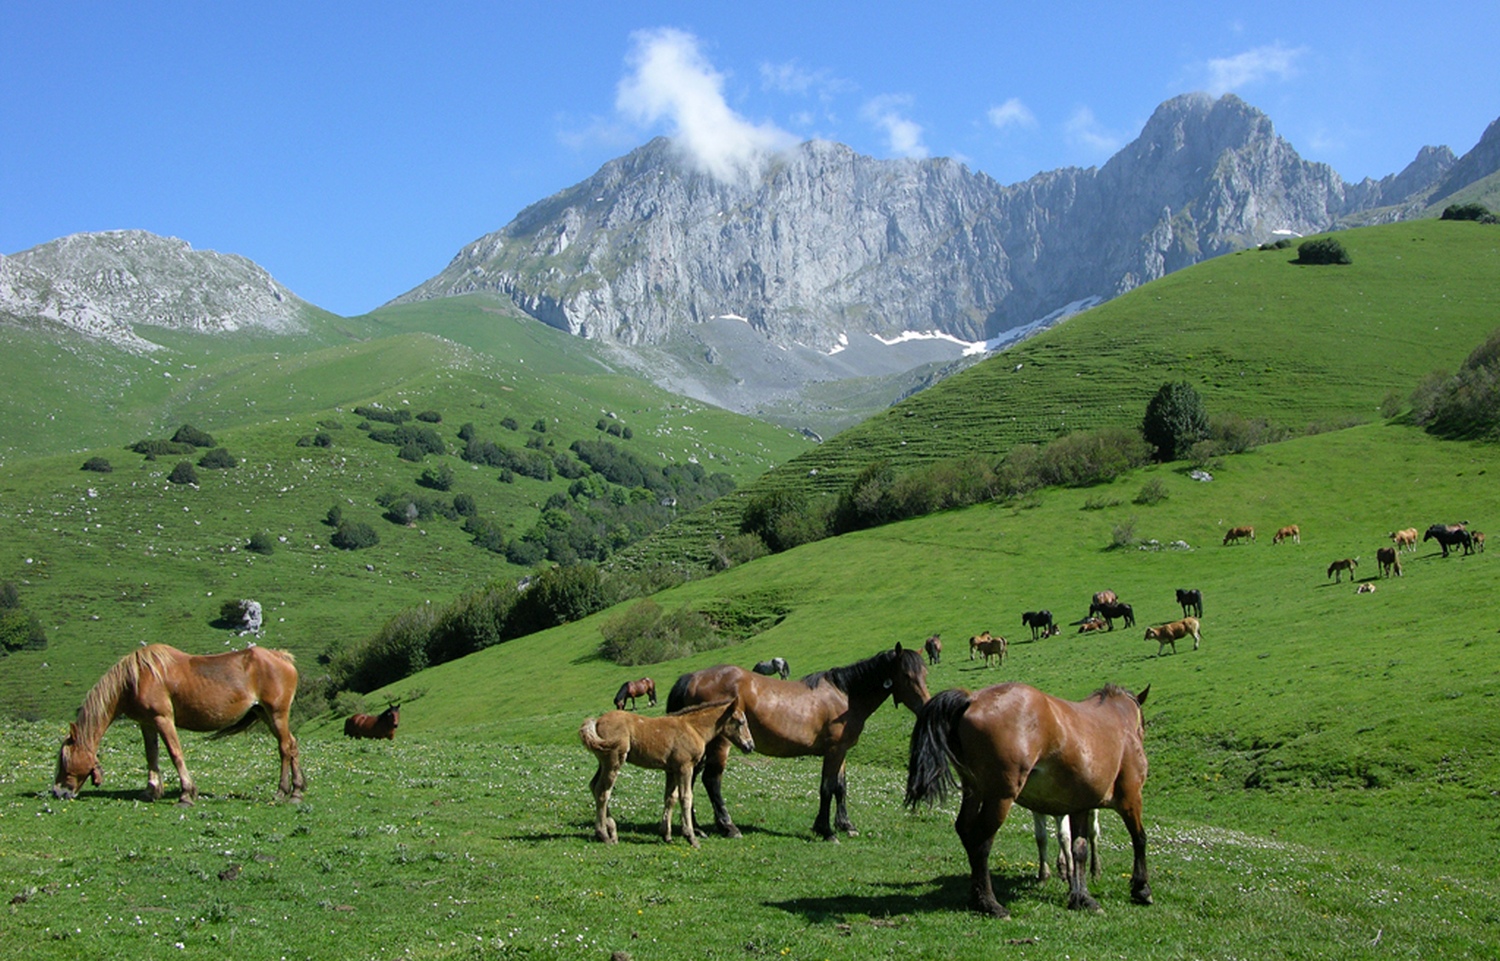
[53,644,304,805]
[923,634,943,665]
[614,677,657,711]
[1272,524,1301,545]
[1327,558,1358,582]
[344,703,400,739]
[579,699,754,849]
[1223,525,1255,545]
[906,683,1151,916]
[667,644,930,840]
[1376,546,1402,578]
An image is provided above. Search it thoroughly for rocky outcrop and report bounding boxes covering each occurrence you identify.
[2,230,310,349]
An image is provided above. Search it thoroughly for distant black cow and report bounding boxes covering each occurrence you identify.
[1175,589,1203,618]
[1088,600,1135,630]
[1021,610,1054,640]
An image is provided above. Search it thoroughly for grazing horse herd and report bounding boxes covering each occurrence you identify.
[46,507,1485,923]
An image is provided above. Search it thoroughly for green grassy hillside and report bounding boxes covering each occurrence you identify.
[620,219,1500,569]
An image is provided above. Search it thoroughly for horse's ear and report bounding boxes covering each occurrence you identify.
[1136,684,1150,707]
[89,765,103,786]
[894,642,903,653]
[66,722,80,745]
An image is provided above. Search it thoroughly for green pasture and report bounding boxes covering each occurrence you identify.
[4,423,1496,958]
[621,218,1500,569]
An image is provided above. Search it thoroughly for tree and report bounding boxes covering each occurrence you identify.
[1141,381,1209,462]
[1295,237,1351,265]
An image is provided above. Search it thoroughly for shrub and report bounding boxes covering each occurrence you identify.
[1038,426,1153,486]
[415,410,442,423]
[532,419,548,433]
[457,422,477,442]
[397,442,425,462]
[297,432,334,448]
[331,520,380,550]
[81,456,113,473]
[500,417,519,431]
[1134,478,1169,506]
[197,447,238,469]
[1411,327,1500,439]
[0,582,19,610]
[597,600,725,666]
[328,604,440,693]
[325,504,343,528]
[130,438,196,457]
[171,424,216,447]
[1142,381,1210,461]
[1440,203,1494,222]
[247,532,276,556]
[0,608,47,654]
[353,405,411,425]
[167,461,199,485]
[1258,237,1296,250]
[741,488,829,553]
[1209,412,1288,454]
[504,564,616,640]
[708,533,770,571]
[452,492,477,517]
[1295,237,1352,265]
[1108,518,1139,551]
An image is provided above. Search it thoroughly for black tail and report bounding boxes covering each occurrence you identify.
[665,672,695,713]
[904,688,973,809]
[209,706,265,740]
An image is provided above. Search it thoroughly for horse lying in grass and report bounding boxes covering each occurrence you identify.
[579,699,753,848]
[53,644,304,805]
[344,703,399,739]
[906,682,1152,916]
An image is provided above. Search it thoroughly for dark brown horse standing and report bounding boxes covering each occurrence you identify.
[53,644,304,804]
[668,644,930,840]
[344,703,400,739]
[905,682,1151,916]
[614,677,657,711]
[923,634,942,665]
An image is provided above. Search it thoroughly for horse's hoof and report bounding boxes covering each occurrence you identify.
[972,899,1010,919]
[174,797,196,808]
[718,823,742,839]
[1067,894,1102,913]
[1132,884,1154,906]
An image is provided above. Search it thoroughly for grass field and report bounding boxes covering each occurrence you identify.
[4,422,1497,959]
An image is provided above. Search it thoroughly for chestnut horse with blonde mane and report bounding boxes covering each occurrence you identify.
[53,644,304,804]
[668,644,930,840]
[906,682,1151,916]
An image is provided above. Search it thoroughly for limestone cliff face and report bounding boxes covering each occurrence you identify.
[1,230,310,349]
[392,94,1461,355]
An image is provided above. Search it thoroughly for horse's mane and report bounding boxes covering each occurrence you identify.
[76,646,163,741]
[801,647,922,697]
[1089,683,1134,703]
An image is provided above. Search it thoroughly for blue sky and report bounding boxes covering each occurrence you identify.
[4,2,1497,316]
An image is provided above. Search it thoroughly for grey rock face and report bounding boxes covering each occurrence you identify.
[2,230,309,349]
[392,94,1466,363]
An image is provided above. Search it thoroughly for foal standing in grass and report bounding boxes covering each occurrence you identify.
[579,699,754,848]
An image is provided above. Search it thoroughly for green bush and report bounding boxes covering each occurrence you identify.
[415,410,442,423]
[167,461,199,485]
[1142,381,1210,461]
[1038,426,1153,486]
[1133,478,1169,505]
[325,504,343,527]
[419,464,455,491]
[1411,327,1500,440]
[171,424,216,447]
[597,599,725,666]
[328,605,440,693]
[131,438,197,457]
[453,492,477,517]
[0,608,47,654]
[504,564,616,640]
[331,520,380,550]
[741,488,829,553]
[1295,237,1352,265]
[81,456,113,473]
[1440,203,1494,222]
[247,532,276,556]
[198,447,238,469]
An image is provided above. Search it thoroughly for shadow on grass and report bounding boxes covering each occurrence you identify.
[766,872,1036,920]
[503,817,808,845]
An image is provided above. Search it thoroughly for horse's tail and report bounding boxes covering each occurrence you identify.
[904,688,973,809]
[209,708,265,740]
[578,717,617,754]
[665,672,695,713]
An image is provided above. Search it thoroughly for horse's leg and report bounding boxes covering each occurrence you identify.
[592,758,620,843]
[1031,810,1051,881]
[1054,813,1074,880]
[816,751,855,839]
[1117,793,1153,905]
[263,706,304,802]
[1065,810,1101,911]
[152,716,196,805]
[140,726,164,802]
[673,764,700,849]
[1088,809,1103,879]
[700,735,740,838]
[955,790,1011,917]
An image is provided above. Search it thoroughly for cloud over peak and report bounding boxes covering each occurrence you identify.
[616,28,796,184]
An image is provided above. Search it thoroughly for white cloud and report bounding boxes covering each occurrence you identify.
[1205,43,1305,95]
[760,61,850,100]
[987,98,1037,131]
[862,95,928,159]
[1065,106,1122,156]
[615,28,796,184]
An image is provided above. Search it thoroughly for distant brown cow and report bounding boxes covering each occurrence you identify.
[1390,528,1419,553]
[1376,546,1402,578]
[1327,558,1358,583]
[1223,526,1255,546]
[1143,617,1200,656]
[1272,525,1300,545]
[974,635,1008,666]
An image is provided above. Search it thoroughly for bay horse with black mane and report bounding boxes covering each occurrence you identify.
[53,644,304,804]
[614,677,657,711]
[667,644,930,840]
[906,682,1151,916]
[345,703,400,739]
[923,634,942,665]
